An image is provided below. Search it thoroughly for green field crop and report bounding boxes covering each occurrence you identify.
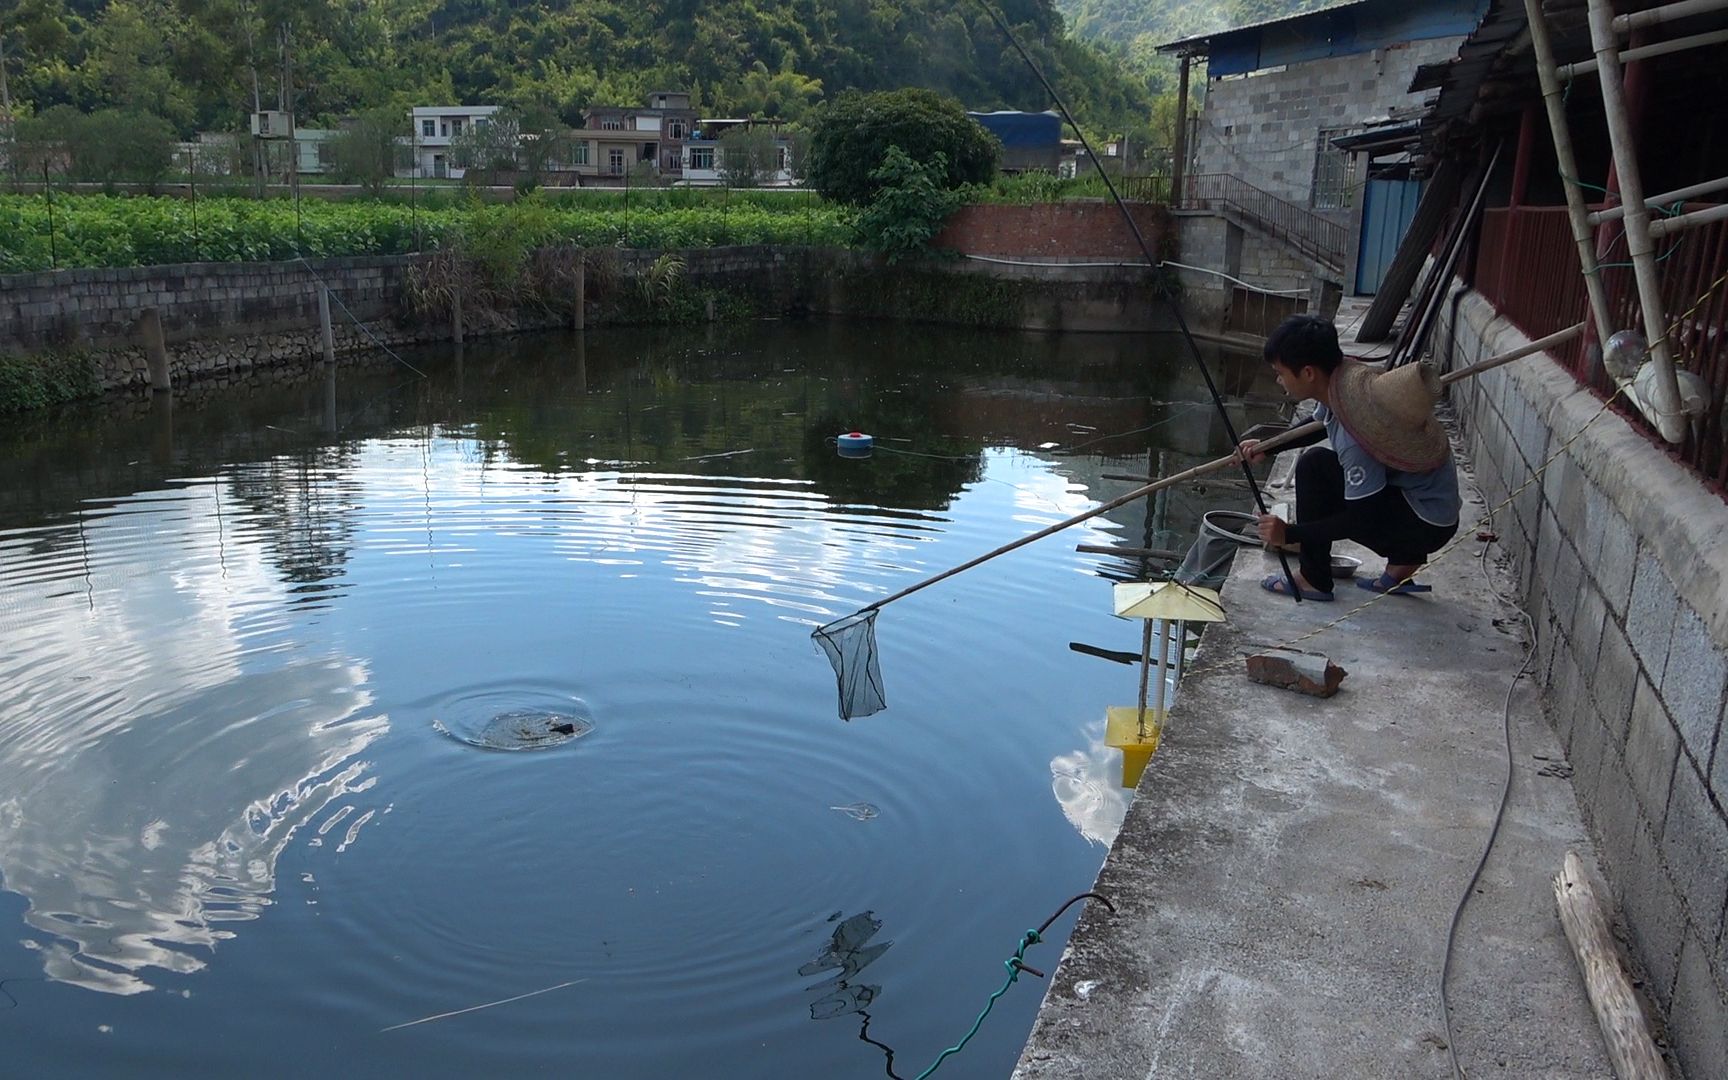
[0,193,858,273]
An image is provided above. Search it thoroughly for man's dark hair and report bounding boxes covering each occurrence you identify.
[1263,314,1343,374]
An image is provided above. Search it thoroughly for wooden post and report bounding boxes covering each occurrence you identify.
[451,286,464,344]
[1172,53,1192,203]
[573,257,587,331]
[139,308,172,393]
[1553,852,1671,1080]
[318,285,336,366]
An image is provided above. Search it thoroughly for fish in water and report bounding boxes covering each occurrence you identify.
[828,802,878,821]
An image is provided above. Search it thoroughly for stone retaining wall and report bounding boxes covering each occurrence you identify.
[1437,285,1728,1077]
[1,245,1203,406]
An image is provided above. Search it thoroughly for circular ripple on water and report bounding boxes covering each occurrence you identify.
[429,687,596,752]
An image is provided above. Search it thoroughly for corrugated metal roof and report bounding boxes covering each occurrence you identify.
[1156,0,1371,54]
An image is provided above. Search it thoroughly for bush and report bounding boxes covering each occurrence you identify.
[0,350,99,413]
[854,147,965,263]
[328,108,410,197]
[0,192,859,272]
[805,88,999,206]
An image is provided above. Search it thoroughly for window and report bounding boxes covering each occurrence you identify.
[421,119,436,138]
[608,148,626,174]
[601,117,624,130]
[1311,126,1358,210]
[475,118,488,130]
[573,141,589,166]
[450,118,465,136]
[777,146,789,173]
[667,120,686,140]
[689,146,715,170]
[440,121,449,137]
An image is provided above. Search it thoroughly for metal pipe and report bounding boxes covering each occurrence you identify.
[1590,174,1728,225]
[1614,0,1728,34]
[1561,26,1728,78]
[1589,0,1689,443]
[1647,201,1728,238]
[1151,619,1172,731]
[1522,0,1618,370]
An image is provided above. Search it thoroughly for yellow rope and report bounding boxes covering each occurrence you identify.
[1184,268,1728,679]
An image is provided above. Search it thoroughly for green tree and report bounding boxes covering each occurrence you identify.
[717,124,780,188]
[38,107,178,186]
[855,145,965,262]
[326,105,403,195]
[805,88,1000,206]
[720,59,824,123]
[514,107,572,191]
[450,110,521,176]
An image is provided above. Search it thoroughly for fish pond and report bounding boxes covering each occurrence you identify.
[0,321,1279,1077]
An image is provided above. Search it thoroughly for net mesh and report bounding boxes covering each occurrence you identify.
[812,609,887,721]
[813,518,1242,721]
[1173,525,1241,589]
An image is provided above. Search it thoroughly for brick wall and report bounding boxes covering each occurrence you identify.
[1439,286,1728,1078]
[932,201,1172,261]
[1194,39,1462,208]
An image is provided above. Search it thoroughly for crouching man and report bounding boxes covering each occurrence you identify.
[1239,314,1460,601]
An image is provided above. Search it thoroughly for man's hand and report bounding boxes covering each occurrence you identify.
[1237,438,1265,464]
[1256,513,1288,547]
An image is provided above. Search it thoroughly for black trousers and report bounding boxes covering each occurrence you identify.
[1294,447,1457,592]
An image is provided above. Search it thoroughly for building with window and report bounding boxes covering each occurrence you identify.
[572,92,699,183]
[403,106,503,179]
[1158,0,1485,310]
[679,119,795,186]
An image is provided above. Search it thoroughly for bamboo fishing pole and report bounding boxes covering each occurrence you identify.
[855,322,1584,614]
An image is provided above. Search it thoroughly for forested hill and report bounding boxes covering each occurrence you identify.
[1057,0,1334,66]
[0,0,1160,137]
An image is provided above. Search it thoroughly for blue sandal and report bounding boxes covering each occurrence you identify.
[1357,572,1433,595]
[1261,574,1335,602]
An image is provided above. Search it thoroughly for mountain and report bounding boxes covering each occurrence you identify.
[0,0,1162,138]
[1056,0,1335,68]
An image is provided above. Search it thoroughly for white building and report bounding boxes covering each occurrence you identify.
[679,119,795,186]
[404,106,503,179]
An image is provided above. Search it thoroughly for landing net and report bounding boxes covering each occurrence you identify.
[812,608,887,721]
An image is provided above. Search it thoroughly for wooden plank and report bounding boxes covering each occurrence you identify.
[1075,544,1183,561]
[1553,850,1671,1080]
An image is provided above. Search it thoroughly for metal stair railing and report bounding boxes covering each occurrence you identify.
[1179,173,1347,273]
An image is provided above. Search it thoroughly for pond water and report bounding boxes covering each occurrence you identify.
[0,321,1279,1078]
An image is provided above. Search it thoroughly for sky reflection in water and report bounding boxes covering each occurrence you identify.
[0,322,1278,1077]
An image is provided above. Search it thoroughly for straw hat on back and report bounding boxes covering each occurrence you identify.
[1329,359,1449,472]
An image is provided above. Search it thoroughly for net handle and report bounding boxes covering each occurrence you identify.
[855,322,1584,617]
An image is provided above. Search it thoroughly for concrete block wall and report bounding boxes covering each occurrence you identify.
[933,201,1172,260]
[0,249,852,396]
[1436,286,1728,1077]
[1194,38,1461,207]
[1174,212,1314,335]
[0,257,412,351]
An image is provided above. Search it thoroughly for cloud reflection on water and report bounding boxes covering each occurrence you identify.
[0,488,385,995]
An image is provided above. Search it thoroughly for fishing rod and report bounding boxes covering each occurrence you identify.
[968,0,1305,601]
